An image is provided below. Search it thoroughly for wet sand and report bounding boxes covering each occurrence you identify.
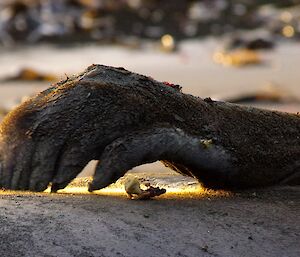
[0,185,299,257]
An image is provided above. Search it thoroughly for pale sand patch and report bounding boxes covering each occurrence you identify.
[0,175,299,257]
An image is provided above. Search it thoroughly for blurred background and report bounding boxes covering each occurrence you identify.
[1,0,300,115]
[0,0,300,177]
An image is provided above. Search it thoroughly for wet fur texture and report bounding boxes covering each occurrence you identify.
[0,64,299,192]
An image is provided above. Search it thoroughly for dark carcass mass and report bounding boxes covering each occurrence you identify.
[0,64,299,192]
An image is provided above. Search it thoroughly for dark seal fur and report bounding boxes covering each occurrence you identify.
[0,64,299,192]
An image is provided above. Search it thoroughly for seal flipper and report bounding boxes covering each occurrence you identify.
[88,127,232,191]
[50,147,91,192]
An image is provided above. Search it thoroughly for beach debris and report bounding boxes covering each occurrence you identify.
[124,176,166,200]
[245,38,274,50]
[224,36,274,51]
[213,31,276,67]
[213,49,262,67]
[2,67,57,82]
[200,139,213,149]
[226,84,300,104]
[124,176,143,196]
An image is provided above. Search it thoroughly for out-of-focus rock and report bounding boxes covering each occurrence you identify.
[227,37,274,50]
[213,49,262,67]
[2,67,57,82]
[226,84,300,104]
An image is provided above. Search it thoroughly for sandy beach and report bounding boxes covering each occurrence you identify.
[0,181,299,257]
[0,40,300,256]
[1,39,300,108]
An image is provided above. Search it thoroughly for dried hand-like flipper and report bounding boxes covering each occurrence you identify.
[0,64,299,192]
